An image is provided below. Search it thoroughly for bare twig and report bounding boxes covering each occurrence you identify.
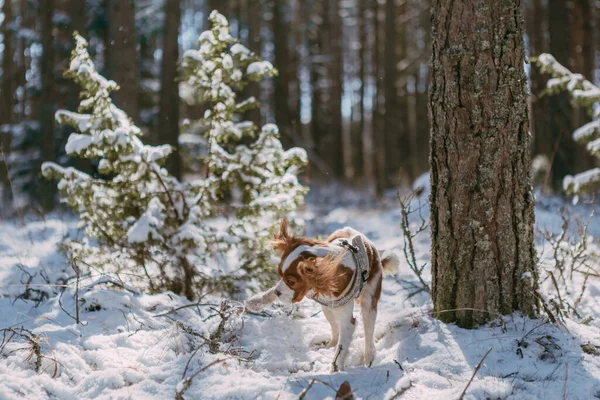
[0,327,43,373]
[181,347,202,379]
[174,358,228,400]
[298,379,316,400]
[458,347,492,400]
[397,190,431,294]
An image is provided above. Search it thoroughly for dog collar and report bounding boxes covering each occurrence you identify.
[305,234,370,309]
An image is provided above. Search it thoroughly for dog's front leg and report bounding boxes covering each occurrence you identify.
[321,306,339,348]
[330,302,355,373]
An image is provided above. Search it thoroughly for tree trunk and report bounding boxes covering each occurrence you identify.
[545,0,591,189]
[353,0,367,181]
[16,0,28,121]
[429,0,538,328]
[328,0,343,177]
[245,0,262,130]
[383,0,398,185]
[310,0,343,178]
[372,0,385,196]
[158,0,181,179]
[569,0,595,172]
[108,0,139,121]
[70,0,86,34]
[527,0,551,169]
[40,0,56,211]
[0,0,16,200]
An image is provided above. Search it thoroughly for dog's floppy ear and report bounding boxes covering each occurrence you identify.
[271,217,291,253]
[297,253,351,297]
[296,256,318,284]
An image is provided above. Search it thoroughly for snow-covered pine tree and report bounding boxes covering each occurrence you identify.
[534,54,600,196]
[42,22,307,298]
[179,11,308,285]
[42,34,215,299]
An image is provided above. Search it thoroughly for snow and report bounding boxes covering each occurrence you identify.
[563,168,600,193]
[127,198,166,244]
[247,61,274,76]
[2,190,600,399]
[573,120,600,143]
[230,43,251,60]
[65,133,93,155]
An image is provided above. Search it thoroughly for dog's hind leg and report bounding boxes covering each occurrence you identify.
[360,276,381,367]
[330,302,355,373]
[360,296,377,366]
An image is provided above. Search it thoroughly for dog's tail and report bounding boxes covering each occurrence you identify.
[380,251,399,276]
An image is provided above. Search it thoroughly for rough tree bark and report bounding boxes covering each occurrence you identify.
[429,0,538,328]
[158,0,181,179]
[107,0,139,121]
[40,0,56,210]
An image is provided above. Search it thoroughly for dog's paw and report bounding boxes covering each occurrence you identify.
[363,347,376,367]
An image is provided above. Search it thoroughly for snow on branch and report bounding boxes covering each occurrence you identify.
[534,54,600,195]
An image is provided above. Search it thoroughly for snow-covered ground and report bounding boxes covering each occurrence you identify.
[2,186,600,399]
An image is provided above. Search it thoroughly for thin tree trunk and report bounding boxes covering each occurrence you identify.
[546,0,591,189]
[245,0,262,130]
[16,0,28,121]
[207,0,226,20]
[329,0,343,177]
[40,0,56,210]
[288,0,303,146]
[383,0,398,184]
[310,0,333,177]
[158,0,181,178]
[108,0,139,121]
[372,0,385,196]
[429,0,538,328]
[528,0,550,165]
[407,75,417,176]
[569,0,595,172]
[0,0,16,200]
[354,0,366,181]
[70,0,86,33]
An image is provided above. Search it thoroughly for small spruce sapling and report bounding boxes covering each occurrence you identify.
[42,34,216,299]
[179,11,308,288]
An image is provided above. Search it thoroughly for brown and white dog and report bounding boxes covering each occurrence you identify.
[247,218,398,373]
